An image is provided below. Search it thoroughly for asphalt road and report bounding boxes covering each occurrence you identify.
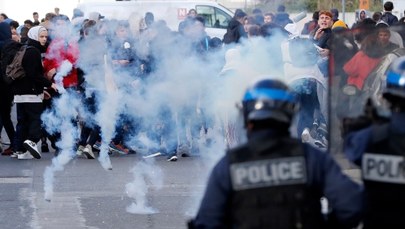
[0,106,361,229]
[0,148,212,229]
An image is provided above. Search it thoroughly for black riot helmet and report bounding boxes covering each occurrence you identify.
[241,79,298,127]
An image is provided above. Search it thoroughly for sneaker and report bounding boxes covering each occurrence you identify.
[93,142,101,151]
[1,147,14,156]
[123,144,136,154]
[128,148,137,154]
[167,151,178,162]
[76,145,85,157]
[18,151,34,160]
[108,142,129,155]
[83,144,96,159]
[11,151,23,158]
[23,140,41,159]
[41,142,50,153]
[167,155,178,162]
[181,153,190,157]
[178,144,191,157]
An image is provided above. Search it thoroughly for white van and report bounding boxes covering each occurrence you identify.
[76,0,234,39]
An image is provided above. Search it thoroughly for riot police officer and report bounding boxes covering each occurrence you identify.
[344,56,405,228]
[189,79,363,229]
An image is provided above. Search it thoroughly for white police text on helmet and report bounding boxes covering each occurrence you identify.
[362,153,405,184]
[230,157,307,190]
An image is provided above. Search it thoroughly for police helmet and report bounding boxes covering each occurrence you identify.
[384,56,405,101]
[242,79,297,125]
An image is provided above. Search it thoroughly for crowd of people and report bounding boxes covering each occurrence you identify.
[0,7,224,161]
[189,3,405,227]
[0,1,404,228]
[0,2,402,161]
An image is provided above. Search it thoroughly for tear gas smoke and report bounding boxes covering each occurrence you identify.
[42,92,81,201]
[126,160,163,214]
[40,13,321,215]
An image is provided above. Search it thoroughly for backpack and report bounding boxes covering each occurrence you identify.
[4,45,28,84]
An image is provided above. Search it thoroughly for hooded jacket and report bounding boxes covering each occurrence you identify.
[0,22,14,106]
[0,22,12,80]
[6,26,52,98]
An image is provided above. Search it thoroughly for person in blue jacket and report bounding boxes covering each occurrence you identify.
[189,78,363,229]
[344,56,405,229]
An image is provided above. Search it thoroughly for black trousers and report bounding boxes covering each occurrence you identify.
[15,103,43,151]
[0,91,15,147]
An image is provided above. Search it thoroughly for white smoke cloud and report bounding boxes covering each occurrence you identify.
[39,10,320,217]
[126,159,163,214]
[42,92,81,201]
[53,60,73,94]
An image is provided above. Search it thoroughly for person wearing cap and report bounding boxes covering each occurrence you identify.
[188,78,363,229]
[332,20,348,31]
[88,12,105,22]
[343,56,405,228]
[330,8,339,23]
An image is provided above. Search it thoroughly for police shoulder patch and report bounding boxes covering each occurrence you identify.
[230,156,307,191]
[362,153,405,184]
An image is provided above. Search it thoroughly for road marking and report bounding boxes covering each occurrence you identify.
[20,189,88,229]
[0,177,32,184]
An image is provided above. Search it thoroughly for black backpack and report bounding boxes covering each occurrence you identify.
[4,45,28,84]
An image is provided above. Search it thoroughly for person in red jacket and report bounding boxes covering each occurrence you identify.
[42,15,81,155]
[344,33,385,91]
[43,15,80,89]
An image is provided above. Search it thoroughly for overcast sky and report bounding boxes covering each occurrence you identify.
[1,0,78,24]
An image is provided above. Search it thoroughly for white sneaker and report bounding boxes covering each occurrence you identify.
[18,151,34,160]
[11,151,23,158]
[76,145,85,157]
[83,144,95,159]
[23,140,41,159]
